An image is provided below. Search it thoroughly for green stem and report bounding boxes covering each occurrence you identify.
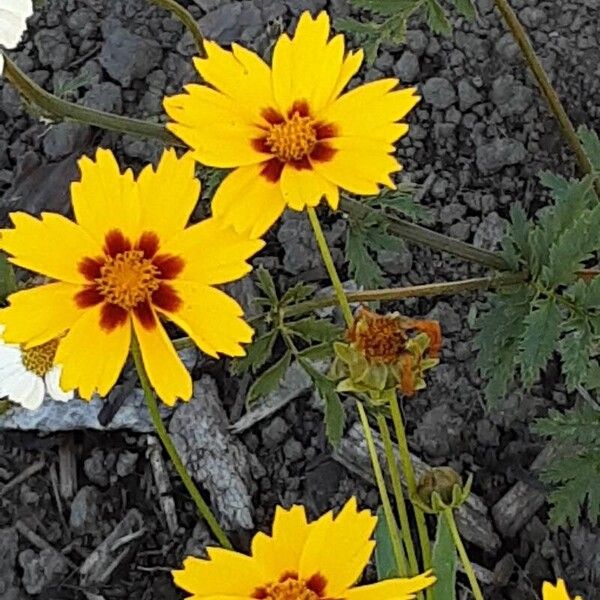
[356,401,409,577]
[376,414,420,577]
[130,336,231,549]
[1,51,182,146]
[306,207,353,326]
[340,196,509,271]
[149,0,206,56]
[388,396,432,571]
[493,0,591,175]
[444,508,484,600]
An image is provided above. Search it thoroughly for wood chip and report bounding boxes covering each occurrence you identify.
[147,435,178,535]
[58,434,77,500]
[0,459,45,497]
[333,423,501,554]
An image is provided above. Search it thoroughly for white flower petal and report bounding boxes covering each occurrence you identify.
[0,362,28,394]
[45,365,73,402]
[0,0,33,49]
[19,376,45,410]
[0,342,23,366]
[0,367,41,408]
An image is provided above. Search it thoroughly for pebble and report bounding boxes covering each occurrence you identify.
[69,486,101,535]
[394,51,420,83]
[422,77,457,109]
[476,138,527,174]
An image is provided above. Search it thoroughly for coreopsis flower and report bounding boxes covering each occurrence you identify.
[173,498,434,600]
[0,148,263,406]
[164,11,420,237]
[0,0,33,73]
[0,335,72,410]
[543,580,583,600]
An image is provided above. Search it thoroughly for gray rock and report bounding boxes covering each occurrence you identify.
[169,376,255,530]
[415,405,465,457]
[99,24,163,86]
[278,211,320,274]
[43,122,91,160]
[405,30,428,56]
[34,28,75,70]
[422,77,457,109]
[199,1,262,45]
[394,51,420,83]
[378,247,413,275]
[476,138,527,174]
[81,82,123,113]
[286,0,327,14]
[491,75,533,116]
[116,451,138,477]
[0,528,20,600]
[262,416,290,448]
[70,486,101,535]
[427,301,461,334]
[519,7,547,28]
[495,32,520,63]
[191,0,227,9]
[473,211,506,250]
[458,79,482,111]
[19,548,69,595]
[84,449,110,487]
[283,438,304,462]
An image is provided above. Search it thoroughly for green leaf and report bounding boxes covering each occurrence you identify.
[231,329,278,375]
[288,317,343,343]
[374,506,400,580]
[375,188,434,224]
[346,224,386,289]
[519,298,562,387]
[255,266,279,306]
[506,203,531,266]
[350,0,416,15]
[578,125,600,170]
[432,515,457,600]
[586,361,600,389]
[0,253,17,302]
[298,342,335,362]
[452,0,476,19]
[246,351,292,405]
[425,0,451,35]
[299,358,345,445]
[280,281,316,306]
[558,324,593,391]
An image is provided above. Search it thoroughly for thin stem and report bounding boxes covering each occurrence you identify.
[306,207,353,326]
[388,396,432,572]
[149,0,206,57]
[444,508,484,600]
[341,197,509,271]
[376,414,420,577]
[130,336,231,549]
[1,51,183,146]
[494,0,591,175]
[356,401,409,577]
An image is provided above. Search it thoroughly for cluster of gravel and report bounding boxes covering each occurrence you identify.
[1,0,599,598]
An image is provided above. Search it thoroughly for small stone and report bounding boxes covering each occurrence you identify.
[491,75,533,116]
[261,416,289,448]
[405,30,428,56]
[283,438,304,462]
[415,405,464,458]
[495,32,520,63]
[476,138,526,174]
[476,418,500,447]
[198,1,262,45]
[458,79,482,111]
[473,211,506,250]
[69,486,101,535]
[43,122,90,160]
[82,82,123,113]
[377,247,413,275]
[520,7,547,28]
[116,451,138,477]
[99,24,163,86]
[19,548,69,595]
[393,51,420,83]
[34,28,75,70]
[422,77,457,109]
[427,301,461,334]
[84,449,110,487]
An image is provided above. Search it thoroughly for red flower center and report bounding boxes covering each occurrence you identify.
[76,229,184,332]
[253,573,329,600]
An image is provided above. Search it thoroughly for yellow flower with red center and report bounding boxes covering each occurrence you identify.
[0,148,263,405]
[543,580,583,600]
[164,11,420,237]
[173,498,434,600]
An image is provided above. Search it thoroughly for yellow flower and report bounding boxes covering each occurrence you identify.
[173,498,434,600]
[0,148,263,406]
[543,580,583,600]
[164,11,420,237]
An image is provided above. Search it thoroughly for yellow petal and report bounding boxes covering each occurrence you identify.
[313,140,401,195]
[542,580,581,600]
[56,304,131,400]
[165,85,269,168]
[161,217,264,285]
[191,41,275,123]
[71,148,140,245]
[137,149,201,245]
[280,165,339,211]
[172,549,265,597]
[160,282,252,358]
[320,80,419,143]
[132,309,192,406]
[1,212,101,284]
[0,283,83,348]
[212,164,287,237]
[346,572,436,600]
[272,11,341,114]
[330,49,364,101]
[251,505,313,583]
[299,498,376,596]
